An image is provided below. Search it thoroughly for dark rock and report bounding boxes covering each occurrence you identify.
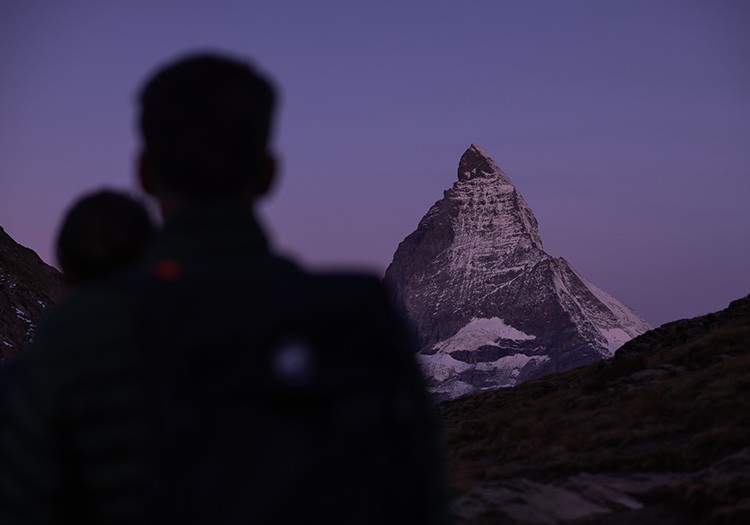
[0,225,63,358]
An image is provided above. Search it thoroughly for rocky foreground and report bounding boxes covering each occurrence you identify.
[440,295,750,524]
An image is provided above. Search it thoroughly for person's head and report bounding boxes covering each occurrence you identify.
[56,190,155,286]
[137,52,277,211]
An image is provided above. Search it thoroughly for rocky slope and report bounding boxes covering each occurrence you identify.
[0,226,63,358]
[441,294,750,524]
[384,145,650,400]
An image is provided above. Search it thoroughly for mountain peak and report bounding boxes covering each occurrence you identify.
[384,146,651,400]
[450,145,543,253]
[458,144,510,183]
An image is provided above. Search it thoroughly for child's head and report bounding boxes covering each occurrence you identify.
[56,190,155,286]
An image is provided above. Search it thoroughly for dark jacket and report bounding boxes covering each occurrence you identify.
[0,204,443,524]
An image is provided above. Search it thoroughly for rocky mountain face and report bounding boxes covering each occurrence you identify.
[0,226,63,359]
[442,294,750,524]
[384,145,651,400]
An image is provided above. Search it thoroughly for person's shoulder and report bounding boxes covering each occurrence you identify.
[310,270,382,288]
[300,269,387,301]
[48,275,135,319]
[296,270,406,332]
[29,276,138,358]
[298,269,416,357]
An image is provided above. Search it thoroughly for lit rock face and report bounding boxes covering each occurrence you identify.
[384,145,651,400]
[0,226,63,358]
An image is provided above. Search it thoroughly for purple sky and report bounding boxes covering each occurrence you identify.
[1,1,749,328]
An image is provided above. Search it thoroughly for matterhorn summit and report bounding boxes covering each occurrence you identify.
[384,145,651,400]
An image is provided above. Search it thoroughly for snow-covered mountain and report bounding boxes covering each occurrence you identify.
[384,145,651,400]
[0,226,63,359]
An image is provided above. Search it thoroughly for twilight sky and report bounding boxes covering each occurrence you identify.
[1,1,748,327]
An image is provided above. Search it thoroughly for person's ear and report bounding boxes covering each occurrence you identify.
[138,151,158,196]
[253,153,277,198]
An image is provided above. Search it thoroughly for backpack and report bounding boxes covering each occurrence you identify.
[136,256,444,524]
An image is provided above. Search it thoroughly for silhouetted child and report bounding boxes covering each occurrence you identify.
[56,189,155,286]
[2,191,153,423]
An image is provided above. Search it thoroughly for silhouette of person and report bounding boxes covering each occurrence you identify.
[56,189,155,287]
[0,52,444,524]
[0,190,153,425]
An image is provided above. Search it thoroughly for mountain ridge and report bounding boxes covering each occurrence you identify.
[0,225,63,358]
[385,145,651,399]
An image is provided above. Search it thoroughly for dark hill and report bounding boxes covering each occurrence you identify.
[441,295,750,524]
[0,226,63,358]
